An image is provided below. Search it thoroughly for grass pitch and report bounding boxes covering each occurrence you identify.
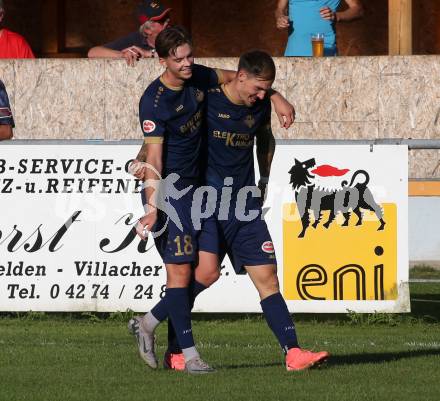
[1,279,439,401]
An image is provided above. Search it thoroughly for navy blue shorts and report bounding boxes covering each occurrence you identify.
[199,198,277,274]
[141,178,199,265]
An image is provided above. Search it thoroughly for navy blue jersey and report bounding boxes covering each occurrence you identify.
[139,64,221,179]
[0,80,14,127]
[205,85,271,192]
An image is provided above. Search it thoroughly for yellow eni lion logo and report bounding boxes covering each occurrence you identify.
[283,157,398,302]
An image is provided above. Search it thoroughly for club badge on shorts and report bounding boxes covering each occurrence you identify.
[261,241,275,254]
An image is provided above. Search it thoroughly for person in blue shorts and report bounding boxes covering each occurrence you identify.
[127,26,226,374]
[128,27,295,373]
[194,50,330,370]
[275,0,364,56]
[0,80,14,140]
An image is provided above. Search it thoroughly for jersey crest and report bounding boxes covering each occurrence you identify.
[195,88,204,103]
[244,114,256,128]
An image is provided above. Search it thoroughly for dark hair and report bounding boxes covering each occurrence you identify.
[155,26,192,58]
[238,50,276,81]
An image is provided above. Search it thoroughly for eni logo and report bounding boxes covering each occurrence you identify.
[283,157,397,302]
[283,201,398,301]
[218,113,230,119]
[295,246,386,301]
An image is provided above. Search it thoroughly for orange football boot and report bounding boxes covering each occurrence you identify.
[163,351,186,371]
[285,347,329,371]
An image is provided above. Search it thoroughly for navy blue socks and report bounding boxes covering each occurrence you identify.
[150,296,168,322]
[260,292,299,354]
[161,287,195,351]
[167,280,207,354]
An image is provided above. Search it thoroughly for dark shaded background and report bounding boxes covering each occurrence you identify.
[2,0,439,57]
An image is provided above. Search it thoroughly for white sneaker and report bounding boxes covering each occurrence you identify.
[184,357,215,374]
[127,316,158,369]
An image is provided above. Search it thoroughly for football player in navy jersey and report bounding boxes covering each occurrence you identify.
[195,50,330,371]
[0,80,14,140]
[128,27,297,373]
[127,26,223,374]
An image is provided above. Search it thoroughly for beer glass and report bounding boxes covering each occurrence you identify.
[311,33,324,57]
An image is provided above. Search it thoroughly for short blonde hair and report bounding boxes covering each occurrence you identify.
[139,20,154,37]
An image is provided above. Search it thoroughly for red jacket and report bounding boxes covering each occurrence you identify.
[0,29,35,59]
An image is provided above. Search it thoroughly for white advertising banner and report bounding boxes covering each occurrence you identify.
[0,143,409,313]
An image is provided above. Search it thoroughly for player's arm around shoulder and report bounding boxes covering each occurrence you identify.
[268,89,295,129]
[191,63,236,89]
